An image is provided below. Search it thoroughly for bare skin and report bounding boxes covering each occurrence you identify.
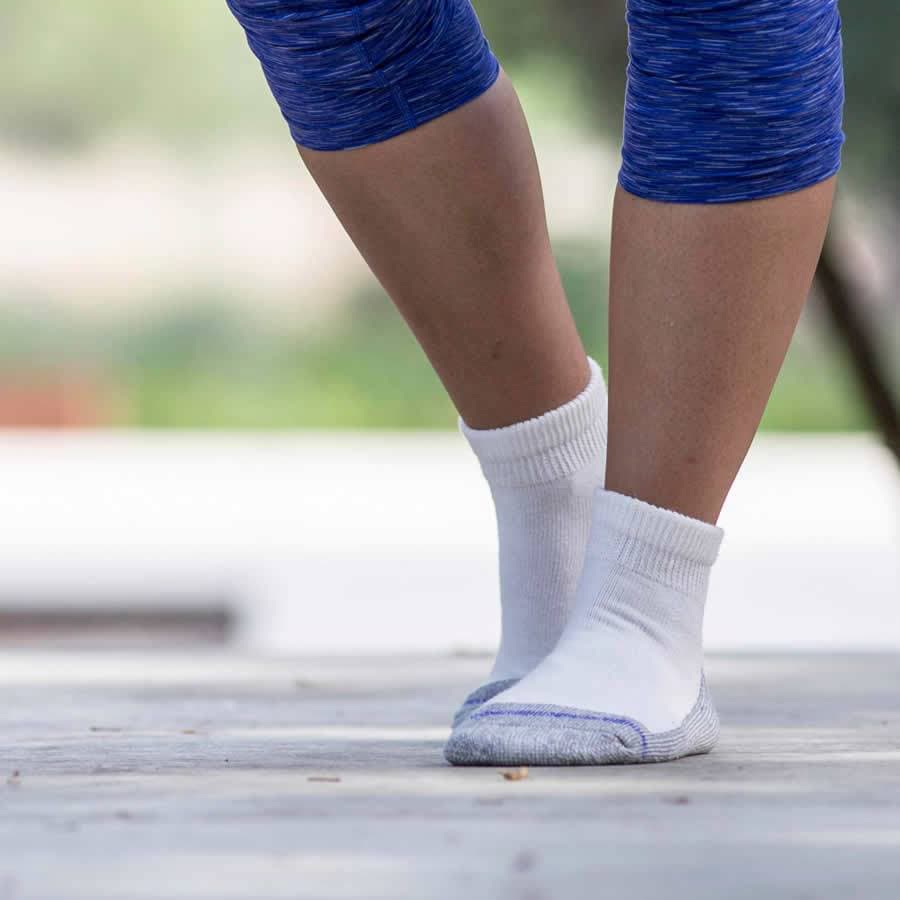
[298,71,834,523]
[299,73,589,430]
[606,180,836,523]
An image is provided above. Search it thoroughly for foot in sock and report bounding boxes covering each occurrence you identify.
[451,359,607,726]
[445,489,724,764]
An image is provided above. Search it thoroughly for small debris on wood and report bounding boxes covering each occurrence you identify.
[500,767,529,782]
[89,726,123,733]
[6,770,21,786]
[664,795,691,805]
[307,775,342,783]
[180,729,198,735]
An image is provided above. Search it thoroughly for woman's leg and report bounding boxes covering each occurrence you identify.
[606,180,835,524]
[303,75,613,707]
[299,74,588,430]
[228,0,588,426]
[447,0,844,764]
[228,2,608,706]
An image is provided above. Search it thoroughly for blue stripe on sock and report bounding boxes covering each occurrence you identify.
[470,706,649,753]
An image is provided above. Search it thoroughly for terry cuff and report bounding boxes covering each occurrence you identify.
[461,358,607,487]
[591,489,724,594]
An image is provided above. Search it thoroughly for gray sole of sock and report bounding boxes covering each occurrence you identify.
[444,675,719,766]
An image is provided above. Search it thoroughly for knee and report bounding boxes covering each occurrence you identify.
[619,0,845,203]
[228,0,499,151]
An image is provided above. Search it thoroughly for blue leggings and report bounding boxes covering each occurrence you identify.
[228,0,844,203]
[226,0,499,151]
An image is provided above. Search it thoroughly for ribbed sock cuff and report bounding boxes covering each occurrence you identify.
[592,490,724,594]
[460,358,607,487]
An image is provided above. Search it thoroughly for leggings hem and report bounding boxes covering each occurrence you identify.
[289,56,501,152]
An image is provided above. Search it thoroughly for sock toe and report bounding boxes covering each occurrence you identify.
[445,702,645,765]
[444,679,719,767]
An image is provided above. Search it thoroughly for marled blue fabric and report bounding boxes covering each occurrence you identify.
[620,0,845,203]
[227,0,499,150]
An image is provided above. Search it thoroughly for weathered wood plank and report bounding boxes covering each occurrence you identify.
[1,652,898,899]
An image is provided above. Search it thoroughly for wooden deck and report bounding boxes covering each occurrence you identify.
[2,650,899,899]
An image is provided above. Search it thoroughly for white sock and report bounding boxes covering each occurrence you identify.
[489,489,724,732]
[461,358,607,685]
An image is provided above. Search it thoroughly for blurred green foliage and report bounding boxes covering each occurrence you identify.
[1,0,892,430]
[0,0,281,148]
[0,245,871,431]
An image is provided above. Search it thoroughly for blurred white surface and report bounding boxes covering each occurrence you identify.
[0,135,616,320]
[0,431,896,652]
